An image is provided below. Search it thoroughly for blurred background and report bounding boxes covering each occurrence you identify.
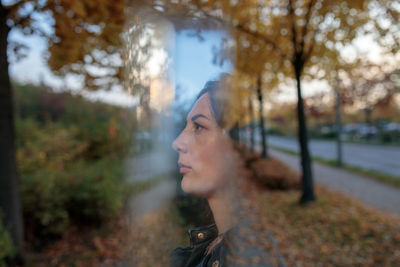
[1,0,400,266]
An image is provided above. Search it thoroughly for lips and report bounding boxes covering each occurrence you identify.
[178,162,192,174]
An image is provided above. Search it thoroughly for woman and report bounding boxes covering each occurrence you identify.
[171,75,281,267]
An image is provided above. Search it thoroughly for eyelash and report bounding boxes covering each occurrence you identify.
[193,122,205,133]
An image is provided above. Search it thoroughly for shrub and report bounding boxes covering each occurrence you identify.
[20,157,126,239]
[14,82,134,161]
[15,119,88,174]
[237,144,300,190]
[250,157,301,190]
[21,169,70,238]
[0,214,15,266]
[14,84,134,242]
[65,158,125,223]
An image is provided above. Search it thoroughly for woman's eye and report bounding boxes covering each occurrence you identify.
[193,122,204,133]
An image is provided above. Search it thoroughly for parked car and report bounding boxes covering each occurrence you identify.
[384,122,400,132]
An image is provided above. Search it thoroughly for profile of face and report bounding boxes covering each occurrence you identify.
[172,92,237,198]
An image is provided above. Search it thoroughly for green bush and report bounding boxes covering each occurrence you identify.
[20,157,126,237]
[14,82,134,160]
[21,169,70,237]
[16,119,88,174]
[0,215,15,266]
[14,83,135,241]
[65,158,125,223]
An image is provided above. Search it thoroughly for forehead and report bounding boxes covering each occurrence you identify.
[187,93,215,121]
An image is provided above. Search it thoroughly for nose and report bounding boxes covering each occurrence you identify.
[172,132,187,153]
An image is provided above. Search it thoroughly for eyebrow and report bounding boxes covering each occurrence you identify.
[191,114,210,122]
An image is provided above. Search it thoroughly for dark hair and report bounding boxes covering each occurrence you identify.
[195,74,231,128]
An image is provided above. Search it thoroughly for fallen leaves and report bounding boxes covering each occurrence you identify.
[92,236,121,259]
[119,207,187,267]
[252,186,400,266]
[25,218,126,266]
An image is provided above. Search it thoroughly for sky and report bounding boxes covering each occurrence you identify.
[173,30,232,104]
[9,27,231,108]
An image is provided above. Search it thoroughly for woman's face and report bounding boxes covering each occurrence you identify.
[172,92,236,198]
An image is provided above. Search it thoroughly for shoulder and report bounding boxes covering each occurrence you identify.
[217,221,285,267]
[171,222,285,267]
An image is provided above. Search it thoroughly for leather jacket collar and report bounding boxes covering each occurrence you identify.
[188,224,218,247]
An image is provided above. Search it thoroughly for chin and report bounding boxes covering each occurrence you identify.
[181,175,216,198]
[181,176,198,195]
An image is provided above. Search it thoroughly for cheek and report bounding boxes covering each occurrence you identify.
[192,137,223,170]
[192,136,231,181]
[181,135,237,197]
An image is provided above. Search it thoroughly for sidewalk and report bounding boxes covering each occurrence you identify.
[124,150,177,222]
[269,149,400,218]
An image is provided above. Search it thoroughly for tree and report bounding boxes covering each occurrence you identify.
[0,5,24,263]
[144,0,400,203]
[1,0,125,260]
[256,74,268,158]
[335,58,400,124]
[248,93,256,151]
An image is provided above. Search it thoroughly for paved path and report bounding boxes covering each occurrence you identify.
[124,150,177,222]
[126,178,176,221]
[269,149,400,218]
[124,150,177,182]
[266,136,400,178]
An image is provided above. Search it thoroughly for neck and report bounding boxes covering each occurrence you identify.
[207,188,238,234]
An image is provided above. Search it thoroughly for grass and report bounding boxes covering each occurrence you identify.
[269,145,400,188]
[342,139,400,147]
[279,135,400,147]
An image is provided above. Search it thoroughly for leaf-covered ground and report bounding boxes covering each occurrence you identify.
[24,206,185,266]
[25,218,125,266]
[252,186,400,266]
[120,184,400,266]
[119,207,188,266]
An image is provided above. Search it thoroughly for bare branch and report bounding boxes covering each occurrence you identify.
[299,0,316,57]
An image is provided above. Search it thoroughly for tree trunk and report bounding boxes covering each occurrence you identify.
[0,4,25,264]
[335,88,343,166]
[257,74,268,158]
[294,61,315,203]
[248,94,255,152]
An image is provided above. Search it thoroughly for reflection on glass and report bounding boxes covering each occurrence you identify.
[171,75,282,266]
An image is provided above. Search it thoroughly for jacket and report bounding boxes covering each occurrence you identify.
[170,223,283,267]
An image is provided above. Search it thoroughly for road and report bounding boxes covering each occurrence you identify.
[264,135,400,178]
